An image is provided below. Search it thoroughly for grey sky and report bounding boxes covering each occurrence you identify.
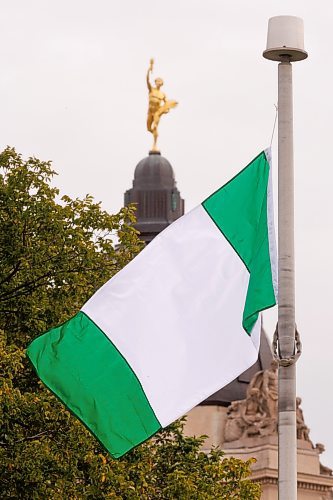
[1,0,332,465]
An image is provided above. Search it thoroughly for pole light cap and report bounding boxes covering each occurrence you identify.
[263,16,308,62]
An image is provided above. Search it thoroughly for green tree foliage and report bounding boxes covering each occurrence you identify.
[0,148,261,499]
[0,147,143,347]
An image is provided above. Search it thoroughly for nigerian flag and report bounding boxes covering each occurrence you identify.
[27,149,277,458]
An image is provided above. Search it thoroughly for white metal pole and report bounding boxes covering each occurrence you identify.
[278,59,297,500]
[263,15,308,499]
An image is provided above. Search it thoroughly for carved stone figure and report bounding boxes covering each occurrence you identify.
[224,360,311,444]
[296,397,310,441]
[224,401,246,442]
[240,387,264,437]
[248,360,278,419]
[316,443,333,476]
[146,59,178,152]
[224,370,277,443]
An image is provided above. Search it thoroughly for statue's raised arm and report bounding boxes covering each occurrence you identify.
[146,58,154,92]
[146,59,178,152]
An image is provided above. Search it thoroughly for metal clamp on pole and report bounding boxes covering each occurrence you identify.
[272,324,302,366]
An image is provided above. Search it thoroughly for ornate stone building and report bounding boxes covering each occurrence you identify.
[221,362,333,498]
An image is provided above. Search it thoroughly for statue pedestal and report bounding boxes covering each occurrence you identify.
[223,436,333,499]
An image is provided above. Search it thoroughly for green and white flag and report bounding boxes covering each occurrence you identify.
[27,150,277,458]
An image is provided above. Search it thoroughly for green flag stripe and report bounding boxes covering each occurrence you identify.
[202,151,276,334]
[26,311,161,458]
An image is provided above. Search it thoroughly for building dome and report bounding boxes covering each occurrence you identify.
[133,152,175,190]
[124,151,184,244]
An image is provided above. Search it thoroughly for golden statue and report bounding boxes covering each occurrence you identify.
[146,58,178,152]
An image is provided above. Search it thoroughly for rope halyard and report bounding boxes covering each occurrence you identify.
[270,103,278,148]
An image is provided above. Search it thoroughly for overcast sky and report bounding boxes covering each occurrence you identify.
[1,0,332,467]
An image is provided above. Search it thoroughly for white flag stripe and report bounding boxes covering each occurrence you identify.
[82,206,260,427]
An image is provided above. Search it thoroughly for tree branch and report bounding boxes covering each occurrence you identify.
[0,261,22,286]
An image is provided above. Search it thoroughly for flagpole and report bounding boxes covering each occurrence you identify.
[277,56,297,500]
[263,16,308,499]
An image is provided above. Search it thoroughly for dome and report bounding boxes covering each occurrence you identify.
[124,151,184,244]
[133,152,175,190]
